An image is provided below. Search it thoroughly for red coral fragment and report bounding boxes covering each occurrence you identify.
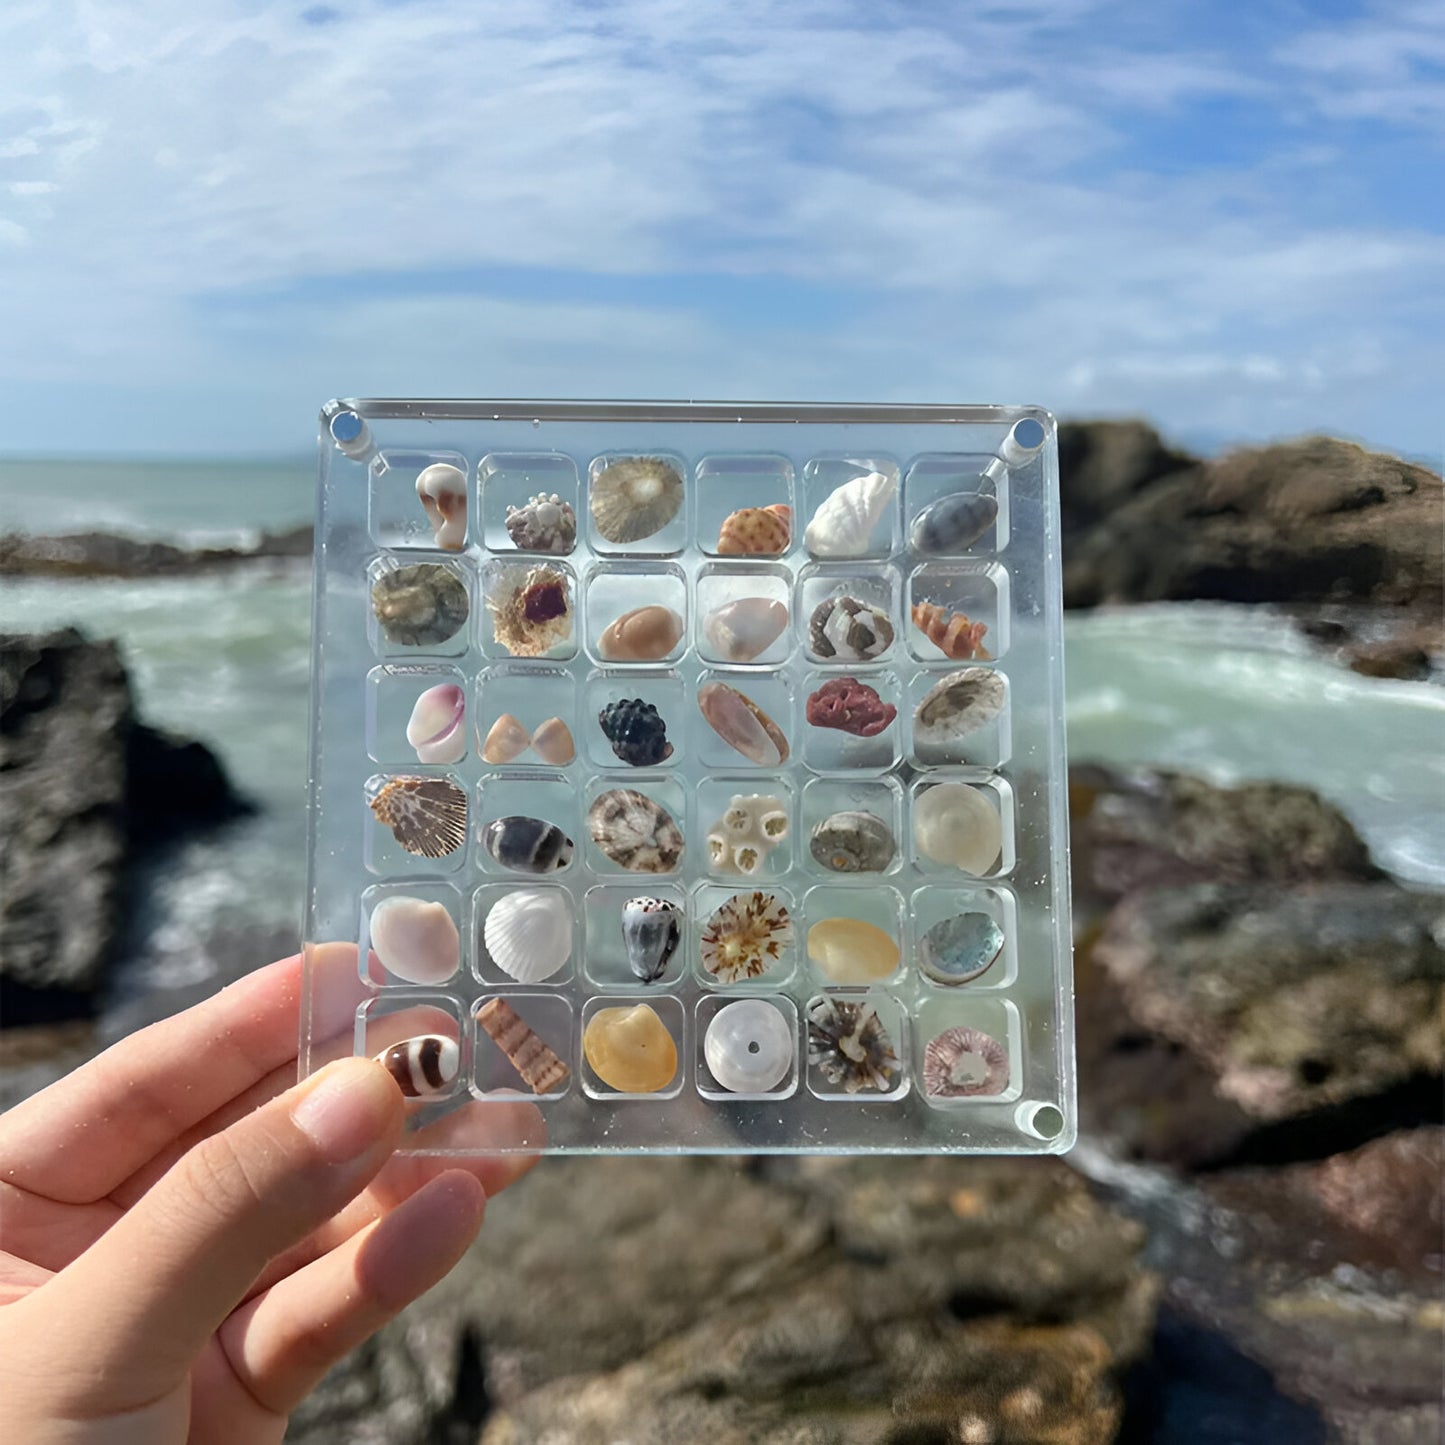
[805,676,897,737]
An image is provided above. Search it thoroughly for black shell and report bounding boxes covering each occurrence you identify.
[483,815,574,873]
[599,698,674,768]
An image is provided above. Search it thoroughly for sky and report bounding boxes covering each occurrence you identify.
[1,0,1442,459]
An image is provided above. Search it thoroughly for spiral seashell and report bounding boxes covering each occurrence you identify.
[482,888,573,983]
[913,783,1001,874]
[922,1026,1009,1098]
[702,597,789,663]
[697,681,789,766]
[481,713,530,765]
[621,896,683,983]
[415,463,468,550]
[704,999,794,1093]
[367,895,460,984]
[598,605,684,662]
[482,815,574,873]
[909,491,998,555]
[911,601,990,661]
[374,1034,460,1099]
[368,776,468,858]
[806,996,898,1093]
[590,457,684,544]
[530,715,576,765]
[803,471,896,557]
[598,698,673,767]
[407,683,466,764]
[487,564,573,657]
[912,667,1006,747]
[716,504,791,556]
[476,998,571,1093]
[505,492,577,554]
[808,595,894,662]
[587,788,684,873]
[372,564,469,648]
[700,890,793,983]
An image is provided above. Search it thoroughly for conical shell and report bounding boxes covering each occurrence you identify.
[590,457,684,544]
[415,463,468,550]
[923,1026,1009,1097]
[621,896,683,983]
[911,602,990,661]
[700,890,793,983]
[368,895,460,984]
[803,471,896,557]
[482,888,573,983]
[476,998,571,1094]
[372,564,469,647]
[703,597,789,663]
[407,683,466,764]
[368,776,468,857]
[717,504,791,556]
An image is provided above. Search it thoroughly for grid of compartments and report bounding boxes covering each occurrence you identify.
[346,421,1053,1131]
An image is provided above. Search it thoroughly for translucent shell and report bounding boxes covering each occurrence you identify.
[374,1034,459,1099]
[913,783,1001,874]
[372,564,469,647]
[704,999,794,1093]
[590,457,684,544]
[530,715,576,765]
[481,712,531,764]
[587,788,685,873]
[583,1004,678,1092]
[700,890,793,983]
[367,895,460,984]
[476,998,570,1094]
[415,463,468,551]
[803,471,896,557]
[368,776,468,858]
[806,918,900,984]
[406,683,466,764]
[922,1026,1009,1098]
[482,888,573,983]
[703,597,789,663]
[697,681,789,766]
[717,504,792,556]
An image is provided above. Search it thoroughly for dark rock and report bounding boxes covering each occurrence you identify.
[0,524,312,579]
[1057,418,1198,543]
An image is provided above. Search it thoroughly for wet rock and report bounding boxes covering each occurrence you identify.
[0,525,312,578]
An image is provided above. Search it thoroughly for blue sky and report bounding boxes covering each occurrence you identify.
[1,0,1442,458]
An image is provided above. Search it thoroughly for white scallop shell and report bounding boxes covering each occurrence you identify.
[368,896,461,984]
[415,463,468,550]
[803,471,896,557]
[482,888,573,983]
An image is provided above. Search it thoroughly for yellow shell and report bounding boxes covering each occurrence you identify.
[807,918,900,983]
[598,605,685,661]
[717,504,792,556]
[583,1004,678,1093]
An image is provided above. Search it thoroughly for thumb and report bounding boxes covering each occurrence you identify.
[21,1058,403,1411]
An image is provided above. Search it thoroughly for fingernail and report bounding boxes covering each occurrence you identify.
[293,1059,395,1164]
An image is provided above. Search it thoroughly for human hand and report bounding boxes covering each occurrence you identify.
[0,948,539,1443]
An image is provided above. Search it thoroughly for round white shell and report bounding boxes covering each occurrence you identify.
[368,896,461,984]
[704,999,794,1093]
[803,471,896,557]
[483,888,573,983]
[913,784,1002,874]
[406,683,466,764]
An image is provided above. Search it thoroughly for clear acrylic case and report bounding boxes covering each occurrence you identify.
[303,400,1074,1154]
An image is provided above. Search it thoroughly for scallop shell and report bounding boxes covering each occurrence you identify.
[367,896,460,984]
[919,911,1005,986]
[482,888,573,983]
[809,811,895,873]
[909,491,998,555]
[587,788,685,873]
[911,602,991,661]
[368,776,468,858]
[505,492,577,554]
[598,605,684,662]
[697,681,789,767]
[808,595,894,661]
[702,597,789,663]
[704,999,794,1093]
[481,713,531,765]
[621,896,683,983]
[530,715,576,765]
[375,1034,460,1099]
[476,998,570,1093]
[700,890,793,983]
[598,698,673,768]
[806,995,898,1093]
[482,815,574,873]
[913,667,1006,747]
[590,457,684,544]
[406,683,466,764]
[803,471,896,557]
[913,783,1002,874]
[487,564,573,657]
[705,793,789,876]
[415,463,468,550]
[717,504,791,556]
[922,1026,1009,1098]
[372,564,469,647]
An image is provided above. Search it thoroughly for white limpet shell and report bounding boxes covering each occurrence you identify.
[705,793,789,875]
[406,683,466,764]
[415,463,468,551]
[704,999,795,1094]
[803,471,896,557]
[913,783,1002,874]
[368,895,461,984]
[482,888,573,983]
[703,597,789,664]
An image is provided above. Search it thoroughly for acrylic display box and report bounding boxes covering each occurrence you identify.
[301,400,1074,1154]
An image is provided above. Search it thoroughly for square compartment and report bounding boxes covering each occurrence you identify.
[473,882,577,988]
[912,996,1022,1108]
[694,670,795,772]
[799,777,905,879]
[695,995,800,1101]
[911,884,1018,990]
[802,885,906,987]
[369,450,471,552]
[583,670,687,772]
[695,563,794,668]
[367,555,474,660]
[691,882,799,991]
[906,666,1012,771]
[471,992,576,1101]
[474,665,578,769]
[801,669,903,775]
[799,455,901,560]
[584,563,689,667]
[796,564,902,667]
[908,777,1016,879]
[695,776,796,880]
[359,881,465,987]
[582,776,688,879]
[906,562,1010,664]
[804,989,911,1102]
[579,994,686,1100]
[478,558,579,662]
[903,452,1010,554]
[367,664,468,768]
[479,452,580,555]
[582,885,689,990]
[586,452,689,557]
[475,773,581,877]
[693,454,796,558]
[363,772,469,877]
[356,991,467,1105]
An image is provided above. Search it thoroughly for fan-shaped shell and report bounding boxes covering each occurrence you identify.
[803,471,896,557]
[368,776,468,857]
[482,888,573,983]
[590,457,684,544]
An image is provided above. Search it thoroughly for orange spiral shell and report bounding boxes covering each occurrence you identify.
[717,504,792,556]
[911,601,991,660]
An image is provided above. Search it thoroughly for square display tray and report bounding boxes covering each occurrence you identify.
[302,400,1074,1154]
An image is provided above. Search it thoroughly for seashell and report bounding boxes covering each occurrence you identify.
[367,895,460,984]
[911,602,991,661]
[598,605,684,662]
[406,683,466,765]
[482,888,572,983]
[807,917,900,984]
[809,811,895,873]
[919,912,1005,986]
[717,504,791,556]
[805,676,897,737]
[704,999,794,1093]
[487,564,573,657]
[372,564,469,647]
[590,457,684,544]
[808,595,894,662]
[913,667,1006,748]
[621,896,683,983]
[700,890,793,984]
[923,1026,1009,1098]
[481,712,530,765]
[530,715,576,766]
[598,698,673,768]
[415,463,468,551]
[806,995,898,1094]
[803,470,896,557]
[368,776,468,858]
[702,597,789,663]
[913,783,1001,874]
[476,998,570,1094]
[697,681,789,766]
[483,815,574,873]
[909,491,998,555]
[505,492,576,554]
[706,793,789,876]
[374,1034,460,1099]
[583,1004,678,1092]
[588,788,685,873]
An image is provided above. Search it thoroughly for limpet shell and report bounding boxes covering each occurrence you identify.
[913,667,1006,747]
[717,504,791,556]
[700,890,793,983]
[505,492,576,554]
[367,895,460,984]
[368,776,468,858]
[697,681,789,766]
[621,896,683,983]
[406,683,466,764]
[923,1026,1009,1098]
[590,457,684,544]
[703,597,789,664]
[808,595,894,662]
[704,999,794,1094]
[487,564,573,657]
[483,888,573,983]
[375,1034,460,1099]
[583,1004,678,1093]
[909,491,998,555]
[415,463,468,551]
[476,998,570,1094]
[481,712,530,765]
[803,471,896,557]
[587,788,685,873]
[598,605,684,662]
[806,995,898,1094]
[919,912,1005,986]
[372,564,469,648]
[913,783,1001,874]
[482,815,574,873]
[809,811,895,873]
[807,917,900,984]
[530,715,576,765]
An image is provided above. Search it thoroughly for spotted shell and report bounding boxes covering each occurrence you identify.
[368,776,468,857]
[587,788,685,873]
[590,457,684,544]
[909,491,998,555]
[717,504,792,556]
[700,891,793,983]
